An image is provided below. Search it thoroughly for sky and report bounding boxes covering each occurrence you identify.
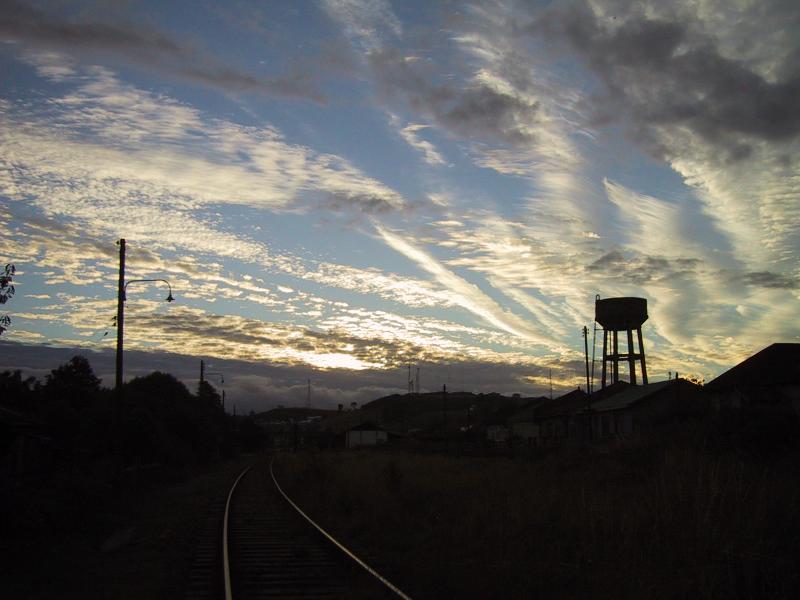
[1,0,798,412]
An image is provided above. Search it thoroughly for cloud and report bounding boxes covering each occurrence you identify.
[320,0,402,51]
[0,338,577,411]
[741,271,798,290]
[5,200,567,379]
[537,1,800,151]
[375,224,561,348]
[397,122,447,166]
[0,0,326,101]
[369,47,545,147]
[1,57,405,221]
[585,250,700,286]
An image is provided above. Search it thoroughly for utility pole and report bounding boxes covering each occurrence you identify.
[115,238,126,397]
[590,323,597,395]
[114,240,173,398]
[416,367,420,395]
[583,326,591,402]
[200,359,205,384]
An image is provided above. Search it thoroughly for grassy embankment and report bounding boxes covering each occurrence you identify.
[276,429,800,600]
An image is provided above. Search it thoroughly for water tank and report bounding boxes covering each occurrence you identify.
[595,297,648,330]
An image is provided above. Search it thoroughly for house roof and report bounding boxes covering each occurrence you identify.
[705,343,800,390]
[588,380,673,412]
[507,398,549,423]
[535,388,588,419]
[0,405,46,429]
[588,378,704,412]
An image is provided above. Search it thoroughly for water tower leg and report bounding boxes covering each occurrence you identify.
[627,328,637,385]
[612,330,619,384]
[637,326,648,384]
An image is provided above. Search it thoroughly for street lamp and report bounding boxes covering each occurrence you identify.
[115,238,174,396]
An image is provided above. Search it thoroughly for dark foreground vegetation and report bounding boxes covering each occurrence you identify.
[276,415,800,600]
[1,355,266,598]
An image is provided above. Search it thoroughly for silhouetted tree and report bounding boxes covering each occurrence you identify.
[43,355,101,410]
[123,372,225,465]
[197,379,222,409]
[0,369,38,412]
[38,356,103,453]
[0,263,15,335]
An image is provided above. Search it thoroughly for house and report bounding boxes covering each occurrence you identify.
[346,422,388,448]
[587,378,706,439]
[507,397,548,445]
[506,388,590,447]
[535,388,591,445]
[705,343,800,413]
[486,424,510,444]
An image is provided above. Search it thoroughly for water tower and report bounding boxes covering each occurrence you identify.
[595,296,649,388]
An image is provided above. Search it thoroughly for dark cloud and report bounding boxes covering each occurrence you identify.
[315,190,401,215]
[0,340,560,413]
[368,47,542,146]
[535,3,800,155]
[586,250,699,284]
[741,271,798,289]
[0,0,325,101]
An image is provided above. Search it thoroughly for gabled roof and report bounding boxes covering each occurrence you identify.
[588,378,703,413]
[535,388,588,419]
[508,397,549,423]
[588,380,673,412]
[706,343,800,390]
[591,380,630,400]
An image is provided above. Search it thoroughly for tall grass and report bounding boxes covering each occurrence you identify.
[276,434,799,599]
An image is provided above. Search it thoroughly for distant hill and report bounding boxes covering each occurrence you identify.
[360,391,542,433]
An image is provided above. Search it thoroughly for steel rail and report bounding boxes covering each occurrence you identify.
[269,456,413,600]
[222,466,251,600]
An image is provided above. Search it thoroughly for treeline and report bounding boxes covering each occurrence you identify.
[1,355,266,478]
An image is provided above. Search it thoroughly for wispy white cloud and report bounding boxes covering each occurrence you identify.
[397,121,447,166]
[321,0,402,51]
[375,224,563,349]
[5,55,405,215]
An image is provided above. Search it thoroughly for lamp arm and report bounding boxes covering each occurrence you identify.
[123,279,174,302]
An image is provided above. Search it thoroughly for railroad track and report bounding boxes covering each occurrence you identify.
[185,457,411,600]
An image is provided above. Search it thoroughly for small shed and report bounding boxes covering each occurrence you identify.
[346,422,388,448]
